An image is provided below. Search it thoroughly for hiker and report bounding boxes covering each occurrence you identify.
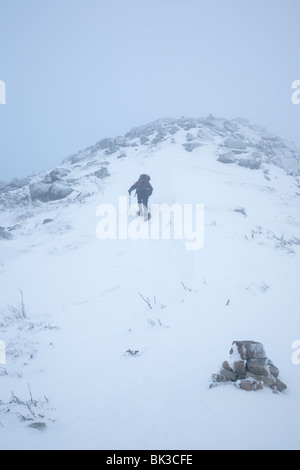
[128,174,153,221]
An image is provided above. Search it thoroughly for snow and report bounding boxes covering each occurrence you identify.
[0,118,300,450]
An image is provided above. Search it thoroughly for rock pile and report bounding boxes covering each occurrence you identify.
[210,340,287,394]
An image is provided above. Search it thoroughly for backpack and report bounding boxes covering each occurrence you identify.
[137,174,151,192]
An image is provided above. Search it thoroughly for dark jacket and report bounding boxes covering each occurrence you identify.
[129,176,153,196]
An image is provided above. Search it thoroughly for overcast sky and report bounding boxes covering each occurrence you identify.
[1,0,299,181]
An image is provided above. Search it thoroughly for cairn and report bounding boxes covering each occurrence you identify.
[210,340,287,393]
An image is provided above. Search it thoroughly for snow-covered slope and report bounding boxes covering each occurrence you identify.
[0,116,300,450]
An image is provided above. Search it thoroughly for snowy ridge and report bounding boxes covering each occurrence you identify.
[0,116,300,449]
[1,115,300,213]
[64,115,300,174]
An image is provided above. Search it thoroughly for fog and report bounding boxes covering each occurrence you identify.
[0,0,299,181]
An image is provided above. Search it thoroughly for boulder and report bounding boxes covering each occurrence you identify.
[222,360,233,372]
[246,372,276,388]
[30,182,52,202]
[94,167,110,179]
[275,378,287,393]
[44,168,70,184]
[238,157,262,169]
[27,422,47,431]
[49,182,73,201]
[43,218,54,225]
[230,340,266,361]
[268,360,279,378]
[211,374,230,384]
[247,359,270,377]
[182,143,202,152]
[224,139,247,150]
[219,368,236,381]
[30,181,73,202]
[54,168,70,178]
[186,133,196,142]
[233,360,246,377]
[237,379,263,392]
[218,152,236,164]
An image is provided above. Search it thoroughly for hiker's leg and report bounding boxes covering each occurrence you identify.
[138,204,143,216]
[144,207,148,221]
[143,195,149,208]
[137,194,143,216]
[142,196,149,221]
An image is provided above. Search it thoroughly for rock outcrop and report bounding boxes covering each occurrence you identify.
[30,180,73,202]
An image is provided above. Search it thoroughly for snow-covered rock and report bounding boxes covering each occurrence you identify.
[218,150,236,164]
[0,226,13,240]
[183,142,202,152]
[224,138,248,150]
[237,155,262,169]
[49,182,73,201]
[30,182,52,202]
[30,181,73,202]
[94,167,110,179]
